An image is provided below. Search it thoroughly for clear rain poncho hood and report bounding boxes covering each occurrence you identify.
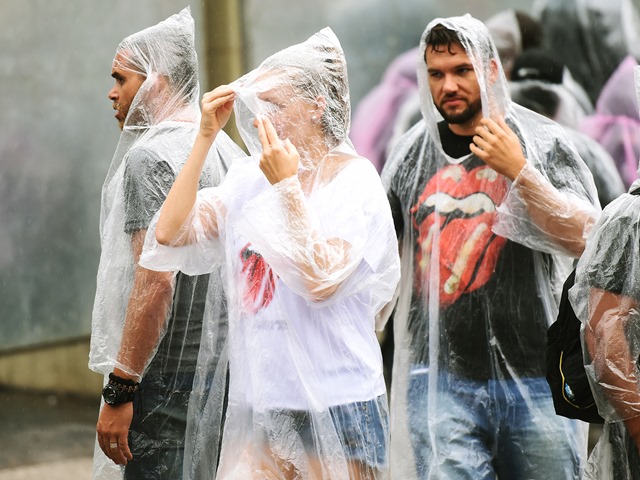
[141,27,400,479]
[89,8,242,479]
[570,65,640,480]
[382,14,599,478]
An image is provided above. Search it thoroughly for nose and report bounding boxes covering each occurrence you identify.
[442,74,458,94]
[107,85,117,102]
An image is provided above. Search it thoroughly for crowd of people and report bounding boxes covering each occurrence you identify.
[89,2,640,479]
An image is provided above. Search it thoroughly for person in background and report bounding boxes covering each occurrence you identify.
[581,55,640,189]
[534,0,640,105]
[509,48,625,207]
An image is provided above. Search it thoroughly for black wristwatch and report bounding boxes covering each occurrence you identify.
[102,373,139,406]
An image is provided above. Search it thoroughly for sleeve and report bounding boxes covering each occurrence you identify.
[139,157,256,276]
[492,132,601,256]
[234,160,400,307]
[571,198,640,422]
[140,187,226,276]
[579,215,637,295]
[123,148,175,234]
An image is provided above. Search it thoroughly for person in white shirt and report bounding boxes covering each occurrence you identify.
[140,28,400,479]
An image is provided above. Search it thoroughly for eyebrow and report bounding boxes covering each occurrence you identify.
[111,71,124,81]
[427,62,474,73]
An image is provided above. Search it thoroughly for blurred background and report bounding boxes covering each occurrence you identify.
[2,0,637,477]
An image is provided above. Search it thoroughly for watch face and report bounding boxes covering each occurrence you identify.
[102,384,119,405]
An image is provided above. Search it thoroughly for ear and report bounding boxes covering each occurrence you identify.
[488,58,499,84]
[313,95,327,120]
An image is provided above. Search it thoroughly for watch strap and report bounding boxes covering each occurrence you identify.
[108,372,139,392]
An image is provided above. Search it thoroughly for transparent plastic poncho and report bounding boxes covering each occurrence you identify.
[533,0,640,104]
[570,65,640,480]
[89,8,243,480]
[381,15,600,479]
[141,27,400,479]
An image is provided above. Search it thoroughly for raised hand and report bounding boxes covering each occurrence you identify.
[256,115,300,185]
[470,116,526,181]
[200,85,236,139]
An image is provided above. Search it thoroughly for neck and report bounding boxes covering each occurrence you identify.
[297,141,332,186]
[447,114,482,136]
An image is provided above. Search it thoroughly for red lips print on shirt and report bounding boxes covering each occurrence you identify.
[410,164,508,307]
[240,243,276,313]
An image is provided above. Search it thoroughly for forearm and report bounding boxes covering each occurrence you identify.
[276,177,350,300]
[510,163,596,257]
[116,266,175,381]
[586,291,640,421]
[156,132,217,245]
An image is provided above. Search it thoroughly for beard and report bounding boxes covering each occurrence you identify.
[435,96,482,125]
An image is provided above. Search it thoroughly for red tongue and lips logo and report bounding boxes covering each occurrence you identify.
[410,165,508,307]
[240,243,276,313]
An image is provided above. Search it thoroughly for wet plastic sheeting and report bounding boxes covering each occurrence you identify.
[142,28,400,479]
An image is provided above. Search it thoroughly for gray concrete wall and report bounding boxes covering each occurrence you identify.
[0,0,211,395]
[0,1,206,353]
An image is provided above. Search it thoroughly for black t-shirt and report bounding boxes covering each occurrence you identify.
[388,122,552,379]
[122,144,215,374]
[437,121,474,159]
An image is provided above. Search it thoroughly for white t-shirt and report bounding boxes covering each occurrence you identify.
[143,153,400,411]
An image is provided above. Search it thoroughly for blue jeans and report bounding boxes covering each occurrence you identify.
[408,366,582,479]
[258,394,389,471]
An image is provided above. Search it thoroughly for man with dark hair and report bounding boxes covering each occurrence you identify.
[90,8,241,479]
[383,15,600,479]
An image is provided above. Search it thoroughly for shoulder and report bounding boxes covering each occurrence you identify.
[382,120,429,186]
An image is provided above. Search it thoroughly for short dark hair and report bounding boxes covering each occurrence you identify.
[424,23,494,66]
[424,24,462,56]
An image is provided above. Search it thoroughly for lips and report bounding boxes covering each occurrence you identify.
[240,243,276,313]
[411,164,508,306]
[441,96,465,108]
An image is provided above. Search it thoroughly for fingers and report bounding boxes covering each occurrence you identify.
[97,434,131,465]
[255,115,270,150]
[255,115,283,151]
[283,138,299,159]
[261,116,280,146]
[96,404,134,465]
[469,142,486,161]
[201,85,236,112]
[202,85,234,102]
[119,435,133,461]
[202,92,236,111]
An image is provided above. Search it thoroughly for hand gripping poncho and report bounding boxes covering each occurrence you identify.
[381,15,600,479]
[141,28,400,479]
[89,8,242,479]
[571,65,640,480]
